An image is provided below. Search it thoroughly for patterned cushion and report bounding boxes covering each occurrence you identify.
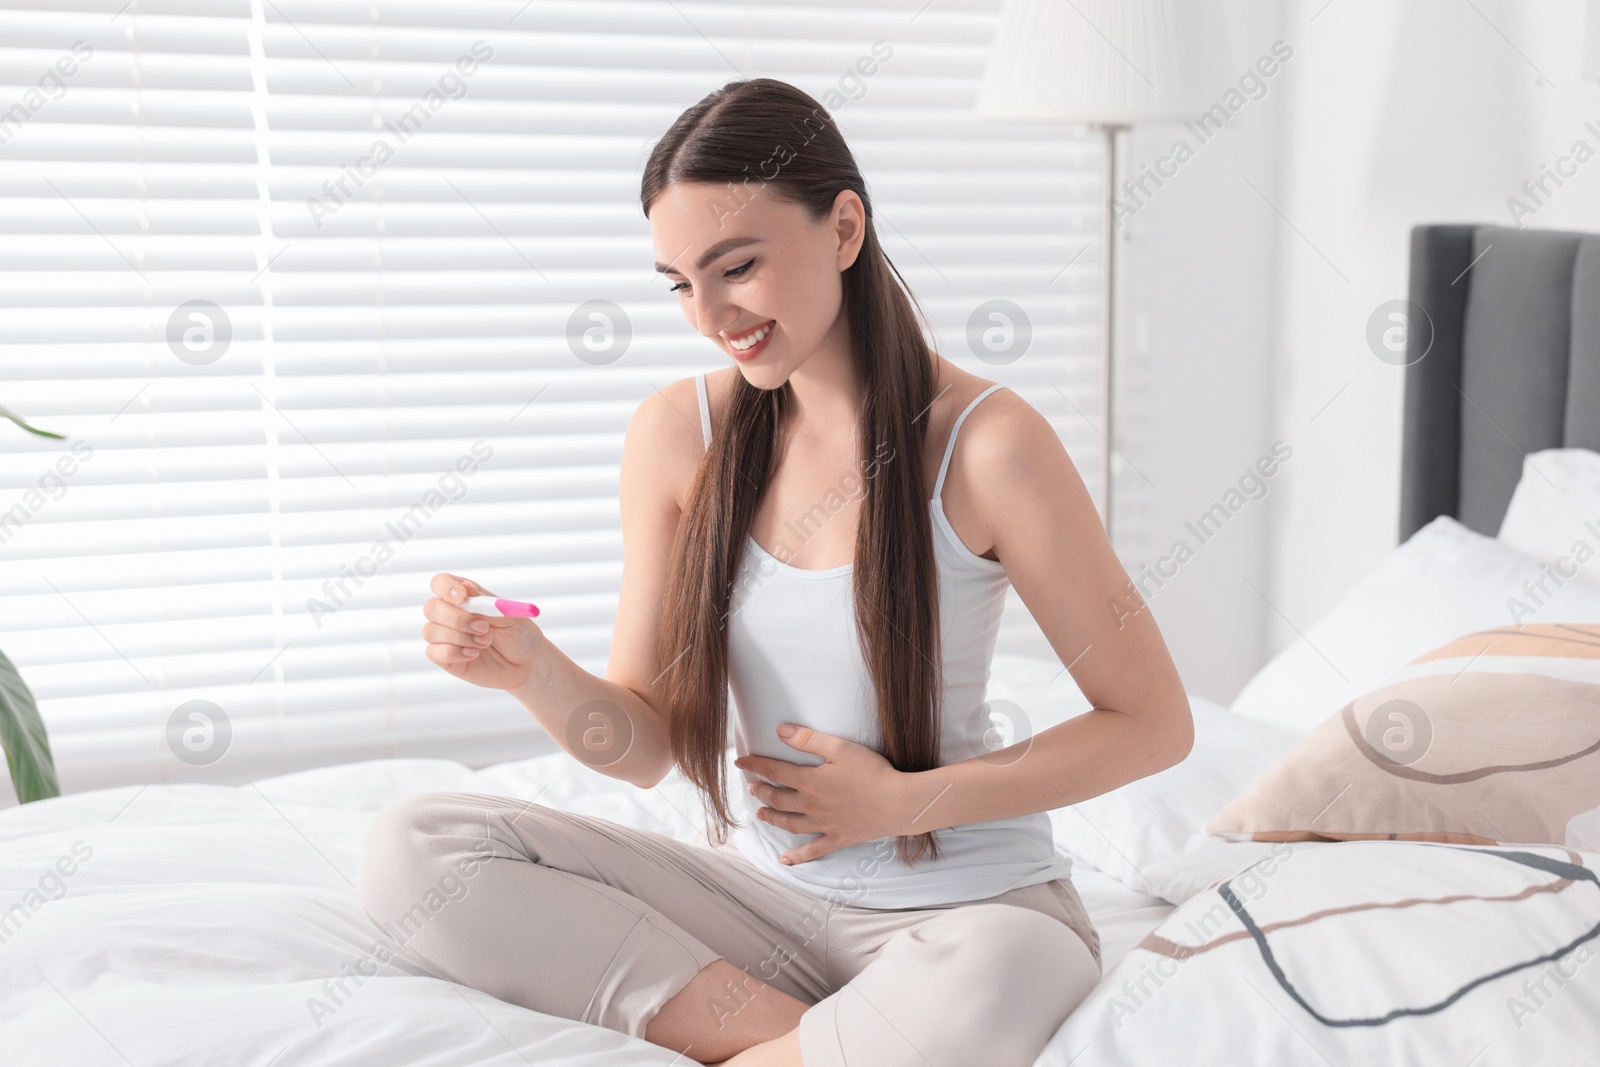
[1207,624,1600,849]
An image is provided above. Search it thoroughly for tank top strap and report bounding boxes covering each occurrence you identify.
[694,372,711,449]
[933,384,1005,500]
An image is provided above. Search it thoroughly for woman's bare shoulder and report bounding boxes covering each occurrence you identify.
[627,372,727,513]
[951,376,1054,467]
[930,358,1062,498]
[929,358,1034,446]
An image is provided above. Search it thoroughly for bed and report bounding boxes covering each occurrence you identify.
[0,679,1176,1067]
[4,222,1598,1065]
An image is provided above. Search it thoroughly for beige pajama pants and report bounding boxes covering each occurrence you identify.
[359,790,1102,1067]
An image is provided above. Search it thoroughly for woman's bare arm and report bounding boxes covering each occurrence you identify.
[505,378,706,789]
[893,387,1195,833]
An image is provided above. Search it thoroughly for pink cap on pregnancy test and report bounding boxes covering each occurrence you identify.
[462,595,540,619]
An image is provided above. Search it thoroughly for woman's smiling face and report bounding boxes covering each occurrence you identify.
[649,180,864,388]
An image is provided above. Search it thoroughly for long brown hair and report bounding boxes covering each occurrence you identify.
[641,77,945,866]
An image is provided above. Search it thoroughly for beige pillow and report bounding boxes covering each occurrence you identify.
[1206,623,1600,850]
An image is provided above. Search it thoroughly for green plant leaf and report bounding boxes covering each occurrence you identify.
[0,404,66,440]
[0,648,61,804]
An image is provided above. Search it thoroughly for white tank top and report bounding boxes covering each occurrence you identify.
[694,372,1074,908]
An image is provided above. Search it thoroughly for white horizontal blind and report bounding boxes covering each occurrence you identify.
[0,0,1108,803]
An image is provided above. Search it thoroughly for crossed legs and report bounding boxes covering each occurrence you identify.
[360,791,1098,1067]
[654,900,1100,1067]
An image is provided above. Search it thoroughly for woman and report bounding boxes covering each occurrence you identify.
[361,77,1193,1067]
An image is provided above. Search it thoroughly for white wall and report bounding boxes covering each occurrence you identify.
[1266,0,1600,657]
[1106,0,1289,704]
[1088,0,1600,704]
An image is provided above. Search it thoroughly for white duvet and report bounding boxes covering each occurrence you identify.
[4,727,1597,1064]
[0,748,1170,1066]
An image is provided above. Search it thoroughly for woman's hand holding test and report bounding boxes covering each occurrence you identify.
[422,571,543,692]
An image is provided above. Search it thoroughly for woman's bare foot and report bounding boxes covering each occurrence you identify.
[645,959,808,1064]
[707,1026,802,1067]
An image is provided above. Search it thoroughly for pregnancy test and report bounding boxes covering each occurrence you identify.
[462,596,540,619]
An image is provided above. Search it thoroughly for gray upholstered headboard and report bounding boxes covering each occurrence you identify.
[1399,223,1600,541]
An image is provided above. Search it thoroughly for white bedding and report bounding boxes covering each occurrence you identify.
[1045,838,1600,1067]
[5,678,1597,1064]
[0,748,1173,1066]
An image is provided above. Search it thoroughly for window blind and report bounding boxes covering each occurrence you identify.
[0,0,1108,803]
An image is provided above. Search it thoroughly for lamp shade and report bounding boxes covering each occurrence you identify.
[1585,0,1600,80]
[975,0,1220,125]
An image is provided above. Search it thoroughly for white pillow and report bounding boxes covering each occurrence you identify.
[1229,515,1600,736]
[1140,835,1294,906]
[1497,447,1600,586]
